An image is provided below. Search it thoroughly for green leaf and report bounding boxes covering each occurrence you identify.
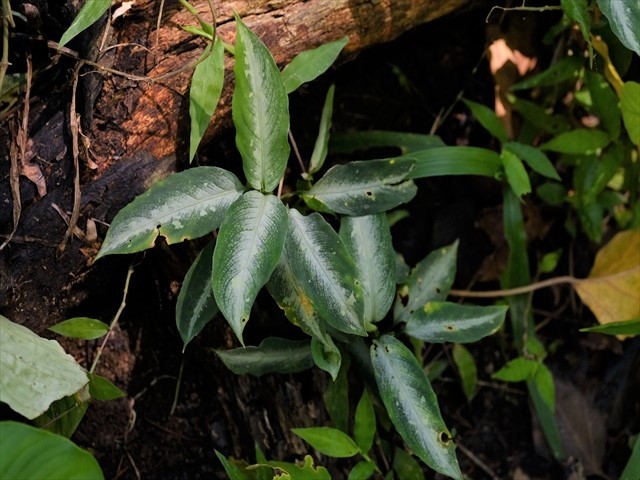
[585,70,621,138]
[537,181,567,206]
[213,191,288,343]
[354,389,376,454]
[492,357,539,382]
[33,394,88,438]
[621,434,640,480]
[309,85,335,175]
[620,81,640,146]
[189,38,225,162]
[560,0,592,57]
[511,56,582,91]
[267,455,331,480]
[96,167,243,258]
[303,158,417,216]
[311,336,342,381]
[528,378,564,459]
[331,131,445,155]
[215,337,313,376]
[580,317,640,336]
[233,15,290,192]
[394,241,458,323]
[284,210,365,336]
[0,316,88,419]
[452,344,477,401]
[348,461,376,480]
[501,149,531,198]
[539,250,562,274]
[371,336,462,479]
[0,421,103,480]
[504,142,560,180]
[406,302,507,343]
[393,448,425,480]
[462,98,508,143]
[540,129,611,154]
[292,427,360,458]
[507,95,571,134]
[58,0,110,48]
[214,450,251,480]
[88,373,125,401]
[324,356,350,432]
[405,147,502,179]
[176,240,218,349]
[533,362,556,413]
[340,214,395,323]
[281,37,348,94]
[596,0,640,55]
[48,317,109,340]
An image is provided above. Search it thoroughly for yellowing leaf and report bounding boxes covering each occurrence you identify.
[574,230,640,337]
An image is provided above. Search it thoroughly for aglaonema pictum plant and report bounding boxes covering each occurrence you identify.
[95,13,511,479]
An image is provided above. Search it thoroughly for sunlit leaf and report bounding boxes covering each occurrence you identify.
[48,317,109,340]
[620,81,640,146]
[510,56,582,91]
[462,98,508,143]
[596,0,640,55]
[540,129,611,154]
[504,142,560,180]
[189,38,225,162]
[340,214,395,323]
[58,0,110,48]
[213,191,288,344]
[393,448,425,480]
[176,240,218,349]
[580,318,640,336]
[452,344,477,401]
[96,167,243,258]
[0,421,103,480]
[308,85,335,175]
[292,427,360,458]
[574,230,640,336]
[405,147,502,179]
[501,149,531,198]
[331,131,445,155]
[371,336,462,479]
[354,389,376,453]
[303,158,417,216]
[0,316,88,419]
[233,15,289,192]
[88,373,125,401]
[281,37,348,93]
[215,337,313,376]
[267,455,332,480]
[394,241,458,323]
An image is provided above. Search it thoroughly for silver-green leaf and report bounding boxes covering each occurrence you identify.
[233,16,290,192]
[371,336,462,479]
[212,191,288,344]
[96,167,243,258]
[596,0,640,55]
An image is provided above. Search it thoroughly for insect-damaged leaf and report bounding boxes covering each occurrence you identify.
[303,158,417,216]
[213,191,288,344]
[96,167,243,258]
[233,16,289,192]
[371,336,462,479]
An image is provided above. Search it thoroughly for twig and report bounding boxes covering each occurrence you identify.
[456,441,500,480]
[169,357,185,416]
[486,3,562,23]
[288,129,306,174]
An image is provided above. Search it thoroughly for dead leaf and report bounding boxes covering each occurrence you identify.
[574,230,640,338]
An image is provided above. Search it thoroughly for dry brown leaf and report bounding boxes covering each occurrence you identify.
[574,230,640,337]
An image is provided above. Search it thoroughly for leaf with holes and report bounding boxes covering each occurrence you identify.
[96,167,243,258]
[371,336,462,479]
[233,16,289,192]
[212,191,288,344]
[281,37,348,93]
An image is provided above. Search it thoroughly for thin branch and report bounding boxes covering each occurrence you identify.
[288,129,306,173]
[486,4,563,23]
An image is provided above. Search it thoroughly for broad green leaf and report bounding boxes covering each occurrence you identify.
[348,461,376,480]
[537,181,567,206]
[33,394,88,438]
[254,445,272,480]
[0,316,88,419]
[213,191,288,343]
[406,302,507,343]
[58,0,110,48]
[215,450,251,480]
[501,149,531,198]
[281,37,348,93]
[340,214,395,323]
[528,378,564,459]
[580,317,640,336]
[88,373,125,401]
[620,81,640,146]
[324,355,350,432]
[284,210,365,336]
[507,95,571,134]
[303,158,417,216]
[596,0,640,55]
[331,131,445,155]
[573,148,620,205]
[533,362,556,413]
[452,344,477,402]
[176,240,218,349]
[405,147,502,179]
[394,241,458,323]
[308,84,335,175]
[233,16,290,192]
[620,434,640,480]
[0,421,103,480]
[393,448,425,480]
[292,427,360,458]
[48,317,109,340]
[267,455,331,480]
[504,142,560,180]
[511,56,582,91]
[215,337,313,376]
[540,129,611,154]
[492,357,539,382]
[462,98,508,143]
[311,336,342,381]
[189,38,225,162]
[96,167,243,258]
[560,0,592,57]
[354,389,376,453]
[585,70,621,138]
[371,336,462,479]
